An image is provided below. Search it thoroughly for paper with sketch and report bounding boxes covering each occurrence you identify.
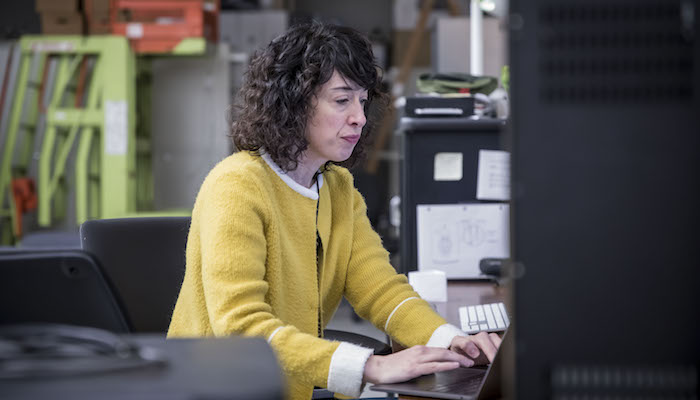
[476,150,510,201]
[416,203,510,279]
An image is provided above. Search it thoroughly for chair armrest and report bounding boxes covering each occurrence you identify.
[323,329,392,356]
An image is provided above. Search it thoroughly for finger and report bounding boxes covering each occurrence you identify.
[450,336,481,359]
[462,341,481,359]
[449,343,471,358]
[450,351,475,368]
[446,346,479,366]
[438,348,475,367]
[451,339,480,359]
[414,361,461,377]
[473,333,498,362]
[444,354,474,368]
[416,346,475,368]
[489,333,502,348]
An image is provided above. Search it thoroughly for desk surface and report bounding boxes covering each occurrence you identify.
[435,280,507,328]
[392,280,506,347]
[397,280,508,400]
[1,335,284,400]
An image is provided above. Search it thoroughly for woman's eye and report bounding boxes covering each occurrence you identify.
[336,99,349,105]
[360,98,368,106]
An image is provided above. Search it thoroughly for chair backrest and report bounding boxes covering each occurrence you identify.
[0,249,130,333]
[18,230,81,249]
[80,217,191,334]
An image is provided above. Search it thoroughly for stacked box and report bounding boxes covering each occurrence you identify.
[36,0,84,35]
[85,0,111,34]
[35,0,81,12]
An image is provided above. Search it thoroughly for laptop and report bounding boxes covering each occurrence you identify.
[370,329,510,400]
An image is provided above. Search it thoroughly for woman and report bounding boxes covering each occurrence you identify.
[168,22,501,399]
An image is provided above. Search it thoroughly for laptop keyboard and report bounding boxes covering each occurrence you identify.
[430,377,483,393]
[459,302,510,334]
[415,367,487,394]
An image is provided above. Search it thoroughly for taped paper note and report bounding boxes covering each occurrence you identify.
[476,150,510,201]
[105,100,128,156]
[434,152,463,181]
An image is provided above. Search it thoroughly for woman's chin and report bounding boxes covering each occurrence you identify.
[331,154,352,163]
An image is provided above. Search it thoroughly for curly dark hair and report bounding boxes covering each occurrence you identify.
[230,21,387,171]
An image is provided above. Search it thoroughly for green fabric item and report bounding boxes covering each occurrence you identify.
[416,73,499,95]
[501,65,510,92]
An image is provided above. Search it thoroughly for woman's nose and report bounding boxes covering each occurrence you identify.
[348,100,367,128]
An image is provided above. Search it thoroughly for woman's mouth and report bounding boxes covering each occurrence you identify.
[342,135,361,144]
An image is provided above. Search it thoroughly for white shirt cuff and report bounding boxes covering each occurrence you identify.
[326,341,374,397]
[425,324,466,348]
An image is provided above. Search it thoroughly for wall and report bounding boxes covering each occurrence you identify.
[150,44,232,211]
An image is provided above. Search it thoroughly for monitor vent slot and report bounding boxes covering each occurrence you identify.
[551,364,698,398]
[538,1,695,104]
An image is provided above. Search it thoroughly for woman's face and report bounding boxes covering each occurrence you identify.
[304,71,368,166]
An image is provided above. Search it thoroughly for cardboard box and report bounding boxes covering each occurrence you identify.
[85,0,110,13]
[87,12,111,34]
[392,29,432,67]
[83,0,111,35]
[36,0,81,12]
[41,12,84,35]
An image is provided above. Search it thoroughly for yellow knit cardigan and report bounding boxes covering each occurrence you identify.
[168,152,447,399]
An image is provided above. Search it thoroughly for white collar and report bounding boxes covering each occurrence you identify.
[261,152,324,200]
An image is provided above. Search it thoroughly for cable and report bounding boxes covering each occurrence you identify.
[0,323,167,379]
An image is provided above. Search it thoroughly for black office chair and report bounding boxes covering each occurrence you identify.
[0,249,130,333]
[80,217,390,397]
[18,229,81,249]
[80,217,190,334]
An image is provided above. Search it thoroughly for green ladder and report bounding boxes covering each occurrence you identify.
[0,35,151,244]
[0,44,46,244]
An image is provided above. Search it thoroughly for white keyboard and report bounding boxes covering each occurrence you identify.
[459,302,510,334]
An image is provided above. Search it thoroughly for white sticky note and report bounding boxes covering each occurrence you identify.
[476,150,511,201]
[408,270,448,303]
[434,152,463,181]
[104,100,128,156]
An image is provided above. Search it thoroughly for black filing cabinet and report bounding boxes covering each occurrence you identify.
[399,117,506,274]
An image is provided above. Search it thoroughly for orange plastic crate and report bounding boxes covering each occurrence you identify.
[110,0,218,53]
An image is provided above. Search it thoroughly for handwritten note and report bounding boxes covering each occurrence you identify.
[476,150,510,201]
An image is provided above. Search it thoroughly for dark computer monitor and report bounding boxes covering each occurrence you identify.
[509,0,699,398]
[0,250,130,333]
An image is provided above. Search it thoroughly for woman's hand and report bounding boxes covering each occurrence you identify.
[449,332,502,365]
[362,332,502,384]
[362,345,474,384]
